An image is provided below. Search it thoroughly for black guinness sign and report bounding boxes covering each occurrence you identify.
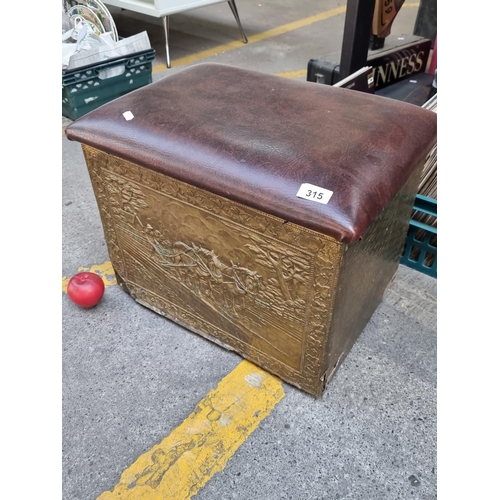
[367,38,432,89]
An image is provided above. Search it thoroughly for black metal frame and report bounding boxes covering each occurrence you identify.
[337,0,376,82]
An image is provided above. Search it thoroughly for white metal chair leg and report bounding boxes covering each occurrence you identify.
[162,2,246,68]
[162,16,171,68]
[227,0,248,43]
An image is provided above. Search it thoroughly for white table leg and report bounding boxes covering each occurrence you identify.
[228,0,248,43]
[162,16,171,68]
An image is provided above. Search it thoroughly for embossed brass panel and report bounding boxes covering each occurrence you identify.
[83,145,347,396]
[80,143,425,397]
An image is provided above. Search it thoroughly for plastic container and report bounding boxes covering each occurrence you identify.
[401,194,437,278]
[62,48,155,121]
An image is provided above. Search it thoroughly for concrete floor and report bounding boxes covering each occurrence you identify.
[62,1,437,499]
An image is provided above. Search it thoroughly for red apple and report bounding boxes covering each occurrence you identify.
[67,272,105,308]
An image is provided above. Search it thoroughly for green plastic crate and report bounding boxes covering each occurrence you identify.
[62,48,155,121]
[401,194,437,278]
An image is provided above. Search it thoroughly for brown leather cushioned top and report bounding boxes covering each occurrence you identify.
[66,63,437,244]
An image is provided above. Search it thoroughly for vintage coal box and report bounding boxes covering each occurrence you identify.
[66,63,437,397]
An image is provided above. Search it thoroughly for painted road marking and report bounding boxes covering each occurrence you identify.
[62,261,117,292]
[152,2,421,73]
[275,69,308,79]
[97,360,285,500]
[152,5,348,73]
[62,263,285,500]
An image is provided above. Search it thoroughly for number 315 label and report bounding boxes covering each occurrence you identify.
[296,183,333,205]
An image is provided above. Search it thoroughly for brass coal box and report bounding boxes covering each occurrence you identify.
[66,63,437,397]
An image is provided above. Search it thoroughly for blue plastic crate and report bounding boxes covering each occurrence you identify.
[401,194,437,278]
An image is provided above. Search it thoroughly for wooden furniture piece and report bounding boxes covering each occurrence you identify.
[66,63,437,396]
[103,0,247,67]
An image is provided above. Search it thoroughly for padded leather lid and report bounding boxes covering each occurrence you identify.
[66,63,437,243]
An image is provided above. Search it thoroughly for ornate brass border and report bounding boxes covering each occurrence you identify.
[82,145,342,395]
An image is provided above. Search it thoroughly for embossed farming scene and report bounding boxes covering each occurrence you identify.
[91,156,338,373]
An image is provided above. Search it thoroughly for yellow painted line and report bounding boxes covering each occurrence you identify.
[152,2,420,73]
[275,69,307,79]
[62,260,117,292]
[98,360,285,500]
[153,5,347,73]
[63,121,72,135]
[152,64,167,74]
